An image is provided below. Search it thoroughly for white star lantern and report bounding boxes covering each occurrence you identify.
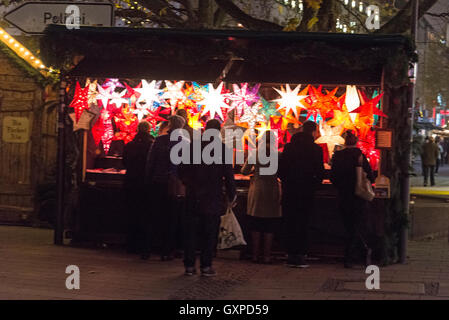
[315,123,345,157]
[109,89,128,109]
[96,84,115,108]
[239,102,266,132]
[162,80,185,113]
[135,80,163,110]
[197,82,229,120]
[133,103,150,120]
[272,84,308,119]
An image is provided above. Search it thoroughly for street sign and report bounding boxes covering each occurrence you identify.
[3,1,114,34]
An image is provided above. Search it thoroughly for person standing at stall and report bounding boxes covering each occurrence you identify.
[122,121,154,255]
[278,121,324,268]
[241,131,282,264]
[330,130,374,268]
[178,119,236,276]
[145,115,186,261]
[421,136,439,186]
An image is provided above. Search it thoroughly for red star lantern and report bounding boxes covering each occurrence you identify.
[69,82,89,121]
[351,93,386,139]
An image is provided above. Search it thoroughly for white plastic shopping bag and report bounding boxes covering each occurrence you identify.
[217,207,247,249]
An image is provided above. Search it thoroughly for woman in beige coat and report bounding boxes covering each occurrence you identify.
[241,131,282,264]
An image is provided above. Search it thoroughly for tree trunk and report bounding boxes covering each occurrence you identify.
[316,0,336,32]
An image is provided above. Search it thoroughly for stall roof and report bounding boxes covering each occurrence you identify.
[42,25,412,84]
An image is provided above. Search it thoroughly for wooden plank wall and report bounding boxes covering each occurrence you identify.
[0,53,55,224]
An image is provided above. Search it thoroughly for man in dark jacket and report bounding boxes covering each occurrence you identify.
[278,121,324,268]
[178,119,236,276]
[122,121,154,254]
[145,115,186,260]
[421,137,439,186]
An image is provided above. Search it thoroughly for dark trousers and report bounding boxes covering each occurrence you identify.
[282,192,314,260]
[423,165,435,185]
[338,193,365,263]
[436,159,440,173]
[125,186,151,254]
[161,196,184,255]
[183,200,220,269]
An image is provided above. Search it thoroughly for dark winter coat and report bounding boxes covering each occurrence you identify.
[122,132,154,188]
[278,132,324,194]
[330,147,374,196]
[178,138,236,216]
[421,141,440,166]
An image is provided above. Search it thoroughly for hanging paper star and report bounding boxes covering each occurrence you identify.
[99,108,114,153]
[227,83,261,117]
[122,82,141,108]
[315,123,345,157]
[162,80,185,113]
[255,121,271,141]
[238,102,266,132]
[197,82,230,121]
[69,82,89,121]
[259,96,280,118]
[351,93,385,139]
[179,83,197,110]
[133,102,150,121]
[142,107,167,131]
[96,84,114,108]
[326,104,356,132]
[187,112,203,130]
[357,129,380,171]
[103,78,124,91]
[109,89,128,109]
[272,84,308,119]
[85,79,98,106]
[306,86,340,118]
[114,105,138,144]
[135,80,163,110]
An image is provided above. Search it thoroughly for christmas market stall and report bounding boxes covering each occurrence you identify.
[41,25,415,264]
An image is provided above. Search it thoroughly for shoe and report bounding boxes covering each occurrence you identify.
[200,267,217,277]
[184,267,197,276]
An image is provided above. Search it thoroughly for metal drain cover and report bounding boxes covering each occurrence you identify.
[321,278,439,296]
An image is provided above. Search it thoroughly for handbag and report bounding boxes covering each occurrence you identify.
[217,206,247,249]
[355,166,375,201]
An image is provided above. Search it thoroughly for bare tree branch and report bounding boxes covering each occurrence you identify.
[376,0,439,34]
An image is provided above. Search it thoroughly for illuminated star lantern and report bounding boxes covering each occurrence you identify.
[109,89,128,109]
[357,129,380,171]
[227,83,261,117]
[326,104,355,132]
[272,84,308,119]
[96,84,114,108]
[143,107,167,131]
[197,82,230,120]
[69,82,89,121]
[162,80,185,113]
[255,121,271,141]
[238,102,266,132]
[188,112,203,130]
[350,93,385,139]
[133,102,150,120]
[123,82,141,107]
[135,80,163,110]
[315,123,345,157]
[260,96,280,119]
[85,79,98,106]
[103,78,124,91]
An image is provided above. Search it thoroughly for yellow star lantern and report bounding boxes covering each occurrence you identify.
[326,104,355,132]
[272,84,308,119]
[188,112,203,130]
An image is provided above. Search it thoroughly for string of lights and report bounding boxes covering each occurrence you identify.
[0,26,58,76]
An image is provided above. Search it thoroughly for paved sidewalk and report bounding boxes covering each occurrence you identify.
[1,226,449,300]
[411,161,449,197]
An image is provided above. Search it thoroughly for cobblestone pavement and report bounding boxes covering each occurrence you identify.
[1,225,449,300]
